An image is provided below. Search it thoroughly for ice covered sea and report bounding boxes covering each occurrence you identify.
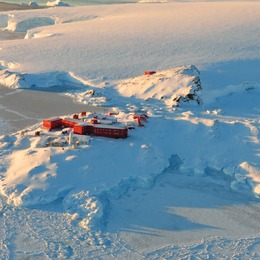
[3,0,260,6]
[0,1,260,258]
[0,0,137,6]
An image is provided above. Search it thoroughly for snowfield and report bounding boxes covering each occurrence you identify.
[0,1,260,259]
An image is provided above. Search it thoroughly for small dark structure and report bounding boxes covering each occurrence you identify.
[106,111,119,116]
[144,71,156,75]
[73,114,79,119]
[81,111,87,116]
[35,131,41,136]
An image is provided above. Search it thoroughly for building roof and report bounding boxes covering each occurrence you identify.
[93,124,126,130]
[62,118,81,123]
[43,117,61,122]
[75,123,92,127]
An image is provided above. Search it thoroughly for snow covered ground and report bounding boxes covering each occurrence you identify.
[0,1,260,259]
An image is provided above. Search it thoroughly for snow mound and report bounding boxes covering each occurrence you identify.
[0,69,85,89]
[232,162,260,199]
[0,60,20,70]
[116,65,202,107]
[63,191,104,231]
[65,65,202,109]
[25,31,55,39]
[0,70,28,89]
[46,0,70,7]
[6,16,55,33]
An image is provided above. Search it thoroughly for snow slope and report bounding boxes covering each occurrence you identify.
[0,2,260,259]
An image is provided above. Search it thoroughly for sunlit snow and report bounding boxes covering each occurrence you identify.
[0,1,260,259]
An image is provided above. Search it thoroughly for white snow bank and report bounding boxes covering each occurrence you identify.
[63,191,104,231]
[232,162,260,199]
[46,0,70,7]
[0,70,27,89]
[0,60,20,70]
[25,31,55,39]
[6,16,55,33]
[0,69,85,89]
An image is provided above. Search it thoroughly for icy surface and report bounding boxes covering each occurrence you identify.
[0,2,260,80]
[0,1,260,258]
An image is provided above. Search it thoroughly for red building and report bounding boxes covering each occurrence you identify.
[81,111,87,116]
[43,115,128,139]
[42,117,62,130]
[93,124,128,139]
[73,114,79,119]
[74,123,93,135]
[74,123,127,138]
[61,118,80,128]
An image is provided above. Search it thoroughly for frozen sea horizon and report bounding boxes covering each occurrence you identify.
[0,0,137,6]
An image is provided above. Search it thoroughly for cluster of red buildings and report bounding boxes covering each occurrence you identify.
[42,114,128,139]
